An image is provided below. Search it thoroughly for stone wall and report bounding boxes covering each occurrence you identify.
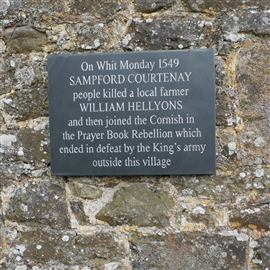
[0,0,269,269]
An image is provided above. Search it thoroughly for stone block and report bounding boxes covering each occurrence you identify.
[0,0,10,17]
[9,229,126,267]
[71,0,128,16]
[134,0,176,13]
[96,184,174,227]
[7,0,68,13]
[74,23,109,50]
[234,39,270,165]
[125,15,213,50]
[2,88,49,121]
[17,128,50,164]
[230,205,270,230]
[69,180,103,199]
[252,238,270,268]
[4,26,47,54]
[70,199,89,225]
[6,180,70,230]
[182,0,269,12]
[170,175,247,203]
[130,232,248,269]
[223,11,270,36]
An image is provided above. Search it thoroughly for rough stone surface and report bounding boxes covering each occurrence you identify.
[223,11,270,36]
[70,199,89,225]
[0,0,10,17]
[0,0,270,268]
[3,88,49,121]
[230,205,270,230]
[7,0,68,13]
[183,0,269,12]
[16,127,50,163]
[71,0,129,16]
[96,184,174,227]
[130,233,248,269]
[134,0,176,13]
[125,15,214,50]
[7,229,126,268]
[4,26,47,54]
[5,180,70,230]
[252,238,270,269]
[69,179,103,199]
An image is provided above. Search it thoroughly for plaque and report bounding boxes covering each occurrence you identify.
[48,49,216,175]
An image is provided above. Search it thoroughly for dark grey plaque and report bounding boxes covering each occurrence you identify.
[48,49,215,175]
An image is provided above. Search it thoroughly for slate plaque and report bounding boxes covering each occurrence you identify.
[48,49,216,175]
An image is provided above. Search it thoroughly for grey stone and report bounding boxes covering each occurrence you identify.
[2,88,49,121]
[253,238,270,268]
[182,0,269,12]
[4,26,47,53]
[8,229,125,267]
[234,39,270,164]
[74,23,109,50]
[74,232,126,265]
[170,175,247,203]
[70,199,89,225]
[0,200,4,260]
[223,11,270,36]
[0,0,10,17]
[17,128,50,163]
[134,0,176,13]
[125,15,213,50]
[230,205,270,230]
[6,180,70,230]
[96,184,174,227]
[69,180,103,199]
[7,0,67,13]
[12,229,76,265]
[130,233,248,269]
[0,58,7,94]
[184,205,216,227]
[71,0,128,16]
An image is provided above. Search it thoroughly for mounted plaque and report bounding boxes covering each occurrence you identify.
[48,49,216,175]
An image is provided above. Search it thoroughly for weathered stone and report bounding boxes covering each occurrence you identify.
[130,233,248,269]
[0,57,8,95]
[74,23,109,50]
[125,15,214,50]
[252,238,270,269]
[0,0,270,268]
[0,0,10,17]
[16,127,50,163]
[71,0,128,16]
[170,175,248,203]
[184,205,216,227]
[9,229,125,267]
[11,229,76,265]
[74,232,126,265]
[70,199,89,225]
[216,92,234,126]
[183,0,269,12]
[96,184,174,227]
[6,180,70,229]
[69,180,103,199]
[2,88,49,121]
[134,0,176,13]
[234,40,270,165]
[0,56,6,72]
[230,205,270,230]
[0,200,4,260]
[223,11,270,36]
[4,26,47,54]
[7,0,68,13]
